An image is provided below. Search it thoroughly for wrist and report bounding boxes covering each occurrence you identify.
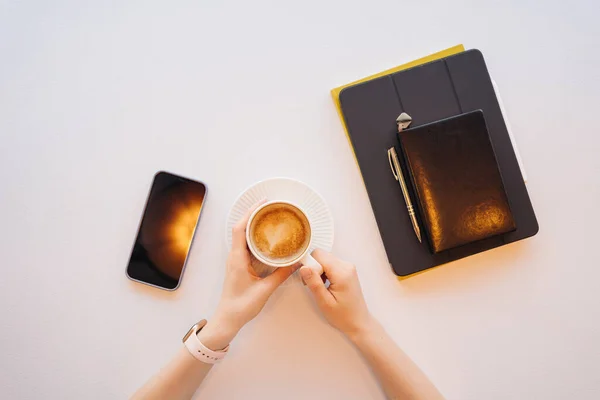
[196,314,240,351]
[344,314,379,344]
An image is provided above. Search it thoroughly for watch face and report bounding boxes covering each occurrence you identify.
[182,320,207,343]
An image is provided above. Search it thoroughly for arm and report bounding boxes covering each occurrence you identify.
[300,250,444,400]
[130,317,239,400]
[349,321,444,400]
[129,348,214,400]
[132,202,296,400]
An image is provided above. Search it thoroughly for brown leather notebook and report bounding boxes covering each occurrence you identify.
[398,110,516,253]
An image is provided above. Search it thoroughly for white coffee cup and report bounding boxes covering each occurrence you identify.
[246,200,323,275]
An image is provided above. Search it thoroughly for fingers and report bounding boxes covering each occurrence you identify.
[262,265,299,291]
[232,200,266,250]
[312,248,350,281]
[312,248,339,267]
[300,266,334,305]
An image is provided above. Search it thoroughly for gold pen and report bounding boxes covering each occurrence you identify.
[388,112,422,243]
[388,146,422,243]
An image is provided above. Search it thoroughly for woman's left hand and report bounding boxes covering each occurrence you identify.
[197,202,298,350]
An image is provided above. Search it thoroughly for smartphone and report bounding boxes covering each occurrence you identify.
[126,171,207,290]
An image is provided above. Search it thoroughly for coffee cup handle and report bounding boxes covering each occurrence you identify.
[300,252,323,276]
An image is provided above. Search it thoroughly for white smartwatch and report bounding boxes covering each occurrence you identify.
[182,319,229,364]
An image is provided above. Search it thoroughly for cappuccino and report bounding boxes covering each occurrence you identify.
[250,203,310,264]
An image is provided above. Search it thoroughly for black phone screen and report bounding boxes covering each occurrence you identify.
[126,171,206,290]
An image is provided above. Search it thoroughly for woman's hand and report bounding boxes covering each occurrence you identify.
[300,249,373,339]
[197,202,298,350]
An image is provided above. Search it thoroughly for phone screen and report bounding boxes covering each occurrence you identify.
[126,171,206,290]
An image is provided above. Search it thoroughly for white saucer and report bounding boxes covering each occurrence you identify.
[226,177,334,283]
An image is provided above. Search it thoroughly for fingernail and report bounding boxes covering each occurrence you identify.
[300,267,312,280]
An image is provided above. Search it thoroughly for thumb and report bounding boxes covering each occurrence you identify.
[262,266,298,292]
[300,266,333,304]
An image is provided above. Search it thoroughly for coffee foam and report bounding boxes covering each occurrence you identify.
[251,205,309,263]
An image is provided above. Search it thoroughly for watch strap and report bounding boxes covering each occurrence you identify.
[183,319,229,364]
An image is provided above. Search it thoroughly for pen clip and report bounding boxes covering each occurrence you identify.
[396,112,413,132]
[387,147,399,181]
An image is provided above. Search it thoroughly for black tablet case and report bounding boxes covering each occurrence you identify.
[339,49,539,277]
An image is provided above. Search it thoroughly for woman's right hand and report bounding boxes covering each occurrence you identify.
[300,249,373,339]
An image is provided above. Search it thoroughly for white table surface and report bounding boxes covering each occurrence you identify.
[1,1,599,399]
